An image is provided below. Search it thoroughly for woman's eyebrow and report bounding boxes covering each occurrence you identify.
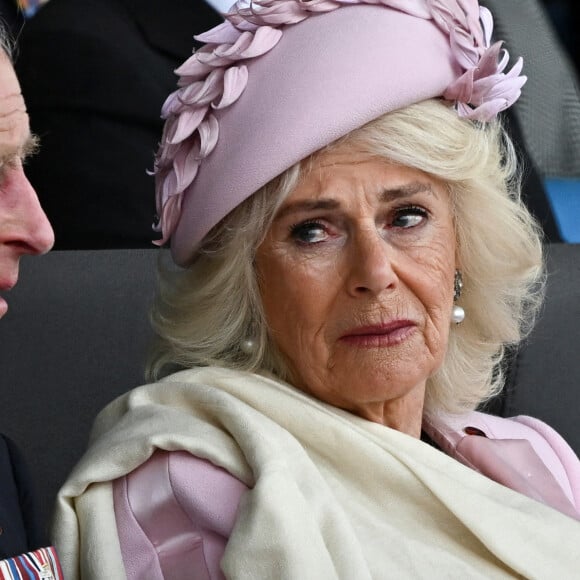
[274,198,340,221]
[276,181,436,220]
[379,181,435,201]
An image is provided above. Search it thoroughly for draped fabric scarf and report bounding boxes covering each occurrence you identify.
[53,367,580,578]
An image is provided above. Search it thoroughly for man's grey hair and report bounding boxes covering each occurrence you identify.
[0,18,14,60]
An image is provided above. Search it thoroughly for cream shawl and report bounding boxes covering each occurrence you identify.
[53,367,580,579]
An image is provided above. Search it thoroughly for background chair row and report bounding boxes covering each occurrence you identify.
[0,244,579,532]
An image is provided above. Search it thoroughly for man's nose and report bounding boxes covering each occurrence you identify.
[5,167,55,255]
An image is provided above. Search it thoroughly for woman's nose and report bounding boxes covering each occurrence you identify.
[3,167,54,255]
[347,227,397,296]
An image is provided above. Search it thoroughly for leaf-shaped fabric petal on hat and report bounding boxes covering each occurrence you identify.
[198,114,220,158]
[427,0,457,34]
[158,139,180,167]
[213,65,249,109]
[444,68,475,103]
[479,6,494,46]
[179,69,225,106]
[237,0,311,26]
[449,27,479,69]
[161,91,184,118]
[462,98,505,121]
[195,21,242,45]
[214,31,255,58]
[195,51,235,67]
[457,0,483,45]
[153,190,183,246]
[238,26,283,58]
[167,106,209,144]
[173,141,201,193]
[175,52,214,80]
[161,169,178,207]
[475,42,503,79]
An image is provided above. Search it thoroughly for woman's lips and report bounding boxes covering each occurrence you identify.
[339,320,417,347]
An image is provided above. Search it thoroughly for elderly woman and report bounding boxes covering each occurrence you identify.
[54,0,580,578]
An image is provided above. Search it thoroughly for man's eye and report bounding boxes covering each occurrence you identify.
[290,221,327,244]
[392,206,427,228]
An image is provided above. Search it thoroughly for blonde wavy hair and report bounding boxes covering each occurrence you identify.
[148,98,544,416]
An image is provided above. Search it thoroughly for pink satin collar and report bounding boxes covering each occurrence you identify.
[424,416,580,521]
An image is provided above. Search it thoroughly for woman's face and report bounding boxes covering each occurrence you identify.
[255,146,457,436]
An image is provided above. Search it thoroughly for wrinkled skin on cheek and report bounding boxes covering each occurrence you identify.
[256,149,456,436]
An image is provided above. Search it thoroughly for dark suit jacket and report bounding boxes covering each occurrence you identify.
[15,0,222,249]
[0,435,43,559]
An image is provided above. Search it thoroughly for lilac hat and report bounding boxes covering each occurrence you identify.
[154,0,526,265]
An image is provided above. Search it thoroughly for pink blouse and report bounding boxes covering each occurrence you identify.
[114,452,247,580]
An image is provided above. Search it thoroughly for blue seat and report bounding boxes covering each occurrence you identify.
[544,179,580,242]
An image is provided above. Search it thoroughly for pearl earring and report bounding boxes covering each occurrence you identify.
[240,338,256,355]
[452,270,465,324]
[451,304,465,324]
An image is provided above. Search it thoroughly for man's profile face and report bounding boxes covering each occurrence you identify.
[0,50,54,319]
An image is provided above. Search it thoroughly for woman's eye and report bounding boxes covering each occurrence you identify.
[290,221,328,244]
[391,206,428,229]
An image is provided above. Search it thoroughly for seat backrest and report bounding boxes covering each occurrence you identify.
[0,245,578,533]
[0,249,158,531]
[501,243,580,454]
[482,0,580,178]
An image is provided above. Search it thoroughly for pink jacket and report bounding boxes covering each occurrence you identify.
[113,411,580,579]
